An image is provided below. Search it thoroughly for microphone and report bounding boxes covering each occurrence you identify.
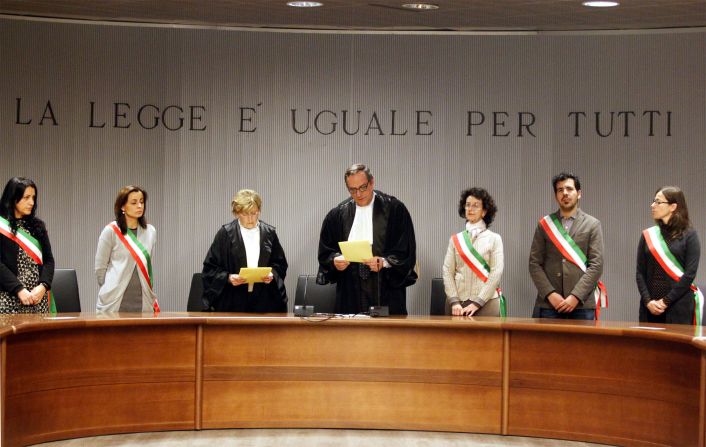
[369,257,389,317]
[294,274,315,317]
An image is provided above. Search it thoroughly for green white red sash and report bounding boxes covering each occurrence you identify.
[539,214,608,318]
[0,216,56,312]
[642,225,703,326]
[109,222,160,313]
[451,230,507,317]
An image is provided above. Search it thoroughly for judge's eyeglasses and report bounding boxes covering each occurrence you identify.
[347,182,369,195]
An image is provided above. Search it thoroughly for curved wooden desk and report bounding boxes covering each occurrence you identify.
[1,314,704,447]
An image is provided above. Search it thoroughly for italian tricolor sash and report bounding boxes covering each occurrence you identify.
[0,216,55,312]
[451,230,507,317]
[642,226,703,326]
[539,215,608,319]
[109,222,160,313]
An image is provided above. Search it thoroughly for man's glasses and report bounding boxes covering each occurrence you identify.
[348,182,370,195]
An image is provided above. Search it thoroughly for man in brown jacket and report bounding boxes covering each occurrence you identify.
[528,172,604,320]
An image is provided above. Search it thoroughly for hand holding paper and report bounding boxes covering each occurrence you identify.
[338,240,373,263]
[362,256,385,272]
[333,255,350,271]
[238,267,273,283]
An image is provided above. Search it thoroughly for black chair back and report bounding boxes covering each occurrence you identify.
[294,274,336,314]
[187,272,207,311]
[52,268,81,312]
[429,277,447,316]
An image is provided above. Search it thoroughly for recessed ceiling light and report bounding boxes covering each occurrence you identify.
[582,1,619,7]
[401,3,439,10]
[286,1,323,7]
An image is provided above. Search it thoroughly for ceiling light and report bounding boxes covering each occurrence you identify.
[401,3,439,10]
[582,1,619,7]
[286,1,323,7]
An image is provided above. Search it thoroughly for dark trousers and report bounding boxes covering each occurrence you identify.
[639,296,695,325]
[537,307,595,320]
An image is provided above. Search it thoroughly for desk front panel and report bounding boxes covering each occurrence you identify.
[4,325,197,446]
[201,323,504,433]
[508,330,702,447]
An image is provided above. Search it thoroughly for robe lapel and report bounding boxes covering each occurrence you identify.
[372,194,388,256]
[231,221,248,268]
[341,200,356,242]
[257,225,271,267]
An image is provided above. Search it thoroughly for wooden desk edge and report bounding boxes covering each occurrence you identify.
[3,314,701,349]
[1,313,704,447]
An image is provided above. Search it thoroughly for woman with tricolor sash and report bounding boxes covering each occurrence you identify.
[636,186,702,325]
[442,187,504,316]
[0,177,55,313]
[95,186,158,313]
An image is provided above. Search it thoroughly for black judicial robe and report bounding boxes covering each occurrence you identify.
[202,220,288,312]
[317,191,417,315]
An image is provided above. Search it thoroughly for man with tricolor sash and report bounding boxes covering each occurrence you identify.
[529,172,605,320]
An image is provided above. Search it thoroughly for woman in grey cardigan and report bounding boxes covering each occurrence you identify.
[95,185,158,313]
[442,187,504,316]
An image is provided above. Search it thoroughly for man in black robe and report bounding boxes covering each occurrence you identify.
[317,164,417,315]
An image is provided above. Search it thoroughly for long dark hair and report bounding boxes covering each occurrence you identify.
[656,186,691,241]
[457,187,498,227]
[0,176,46,238]
[114,185,148,234]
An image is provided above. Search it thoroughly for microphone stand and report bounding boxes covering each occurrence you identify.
[369,257,389,317]
[294,275,315,317]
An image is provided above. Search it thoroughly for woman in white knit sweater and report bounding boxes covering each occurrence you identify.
[442,187,504,316]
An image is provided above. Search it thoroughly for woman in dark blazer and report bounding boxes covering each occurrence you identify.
[201,189,288,312]
[636,186,700,324]
[0,177,55,313]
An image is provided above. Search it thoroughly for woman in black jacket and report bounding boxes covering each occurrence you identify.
[636,186,700,324]
[0,177,55,313]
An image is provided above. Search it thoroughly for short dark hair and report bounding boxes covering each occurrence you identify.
[344,163,373,182]
[114,185,148,234]
[552,172,581,192]
[657,185,691,240]
[457,187,498,227]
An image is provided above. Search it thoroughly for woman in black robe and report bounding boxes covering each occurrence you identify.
[201,189,287,312]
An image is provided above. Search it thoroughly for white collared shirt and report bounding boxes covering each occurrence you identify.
[465,219,487,242]
[348,194,375,243]
[239,221,260,268]
[239,222,261,293]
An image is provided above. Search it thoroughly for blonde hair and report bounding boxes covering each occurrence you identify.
[231,189,262,215]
